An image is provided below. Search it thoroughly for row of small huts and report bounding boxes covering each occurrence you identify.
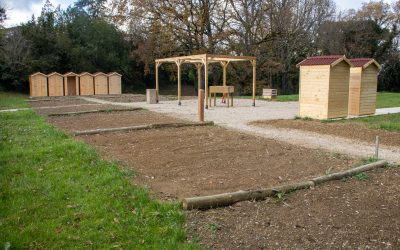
[297,55,381,119]
[29,72,122,97]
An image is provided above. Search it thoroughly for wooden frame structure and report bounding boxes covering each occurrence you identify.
[155,54,257,108]
[108,72,122,95]
[79,72,95,96]
[29,72,48,97]
[348,58,381,116]
[297,55,353,119]
[48,72,64,97]
[94,72,109,95]
[64,72,79,96]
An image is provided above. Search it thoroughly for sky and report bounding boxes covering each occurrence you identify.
[1,0,394,28]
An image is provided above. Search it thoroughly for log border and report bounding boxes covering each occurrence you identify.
[182,160,388,210]
[73,121,214,136]
[48,108,143,117]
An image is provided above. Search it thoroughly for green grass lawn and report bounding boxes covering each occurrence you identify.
[0,94,197,249]
[329,113,400,132]
[0,92,29,110]
[376,92,400,108]
[248,92,400,107]
[276,94,298,102]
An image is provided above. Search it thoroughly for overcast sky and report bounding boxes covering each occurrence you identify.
[2,0,394,28]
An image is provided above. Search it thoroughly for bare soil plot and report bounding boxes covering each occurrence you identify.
[187,166,400,249]
[29,98,93,108]
[32,104,134,116]
[251,119,400,147]
[77,126,357,199]
[47,110,186,132]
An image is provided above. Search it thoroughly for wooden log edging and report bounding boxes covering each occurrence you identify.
[73,121,214,136]
[48,108,143,117]
[182,160,388,210]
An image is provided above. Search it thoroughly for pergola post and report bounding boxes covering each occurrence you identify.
[203,57,209,109]
[176,60,182,105]
[221,62,229,86]
[195,63,202,93]
[155,61,160,103]
[251,59,256,107]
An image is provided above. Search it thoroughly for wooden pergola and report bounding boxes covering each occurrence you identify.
[155,54,257,108]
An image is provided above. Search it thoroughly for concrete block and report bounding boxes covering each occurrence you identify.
[146,89,157,104]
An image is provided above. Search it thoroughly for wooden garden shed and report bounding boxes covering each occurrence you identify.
[79,72,95,96]
[94,72,109,95]
[348,58,381,116]
[48,72,64,96]
[108,72,122,95]
[29,72,48,97]
[297,55,353,119]
[64,72,79,96]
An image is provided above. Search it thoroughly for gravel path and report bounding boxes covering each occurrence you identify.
[80,97,400,163]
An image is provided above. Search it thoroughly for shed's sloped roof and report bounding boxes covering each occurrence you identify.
[30,72,47,77]
[48,72,63,77]
[64,72,78,76]
[350,58,381,69]
[297,55,352,67]
[94,72,107,76]
[108,72,122,76]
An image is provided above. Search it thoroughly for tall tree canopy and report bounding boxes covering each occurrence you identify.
[0,0,399,93]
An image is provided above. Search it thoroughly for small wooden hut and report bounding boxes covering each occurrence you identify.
[94,72,109,95]
[29,72,48,97]
[79,72,94,96]
[108,72,122,95]
[297,55,353,119]
[48,72,64,96]
[64,72,79,96]
[348,58,381,116]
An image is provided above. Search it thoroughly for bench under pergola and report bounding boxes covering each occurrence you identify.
[155,54,257,108]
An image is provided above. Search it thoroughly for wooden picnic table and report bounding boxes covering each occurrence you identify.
[209,86,234,107]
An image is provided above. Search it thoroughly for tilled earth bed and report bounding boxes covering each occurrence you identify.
[187,166,400,249]
[47,110,186,132]
[29,98,93,107]
[77,126,357,199]
[33,104,134,116]
[251,119,400,147]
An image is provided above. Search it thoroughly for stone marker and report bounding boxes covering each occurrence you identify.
[146,89,157,104]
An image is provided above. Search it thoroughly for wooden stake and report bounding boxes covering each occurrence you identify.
[375,135,380,159]
[155,62,160,103]
[198,89,205,122]
[176,60,182,105]
[204,58,209,109]
[195,63,202,93]
[251,60,256,107]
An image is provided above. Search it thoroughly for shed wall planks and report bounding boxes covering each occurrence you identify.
[348,65,379,116]
[327,61,350,118]
[48,74,64,96]
[94,74,108,95]
[79,74,94,95]
[108,74,122,94]
[30,74,48,97]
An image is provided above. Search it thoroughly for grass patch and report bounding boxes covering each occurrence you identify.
[376,92,400,109]
[276,94,298,102]
[0,92,28,110]
[0,108,197,247]
[341,113,400,132]
[355,173,369,181]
